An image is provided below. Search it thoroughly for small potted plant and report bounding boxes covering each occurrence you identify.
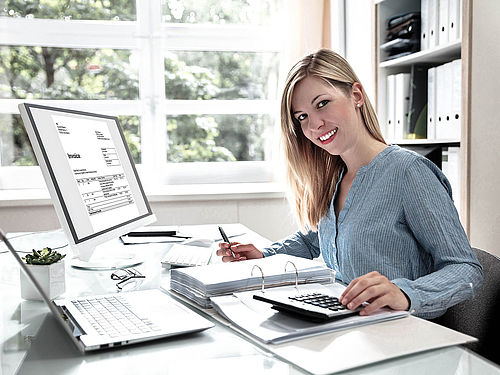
[20,247,66,300]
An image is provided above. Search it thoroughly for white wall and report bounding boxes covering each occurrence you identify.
[0,196,298,243]
[468,2,500,256]
[345,0,375,101]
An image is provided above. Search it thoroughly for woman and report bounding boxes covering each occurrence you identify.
[216,49,482,319]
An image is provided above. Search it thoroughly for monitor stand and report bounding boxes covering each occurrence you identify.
[70,240,143,271]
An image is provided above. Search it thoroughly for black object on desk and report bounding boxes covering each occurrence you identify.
[126,230,177,237]
[253,292,360,322]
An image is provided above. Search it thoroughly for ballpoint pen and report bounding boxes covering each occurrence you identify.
[218,226,236,258]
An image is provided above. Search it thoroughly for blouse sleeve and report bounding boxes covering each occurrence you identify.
[262,230,321,260]
[391,157,483,317]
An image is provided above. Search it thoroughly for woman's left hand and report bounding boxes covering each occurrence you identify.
[339,271,410,316]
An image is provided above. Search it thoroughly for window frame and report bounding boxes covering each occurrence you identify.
[0,0,286,190]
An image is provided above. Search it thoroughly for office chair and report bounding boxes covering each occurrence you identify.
[431,247,500,365]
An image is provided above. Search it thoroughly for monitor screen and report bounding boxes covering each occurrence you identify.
[19,103,155,264]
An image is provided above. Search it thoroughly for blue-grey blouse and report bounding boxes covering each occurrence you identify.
[263,145,483,319]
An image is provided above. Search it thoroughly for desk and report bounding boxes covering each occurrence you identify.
[1,224,499,375]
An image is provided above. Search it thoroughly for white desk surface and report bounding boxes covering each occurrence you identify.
[1,224,499,375]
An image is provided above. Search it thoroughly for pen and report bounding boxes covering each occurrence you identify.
[218,226,236,257]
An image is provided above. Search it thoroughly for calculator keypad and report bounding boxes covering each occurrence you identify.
[289,293,348,311]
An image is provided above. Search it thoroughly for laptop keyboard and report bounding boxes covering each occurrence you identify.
[72,295,161,337]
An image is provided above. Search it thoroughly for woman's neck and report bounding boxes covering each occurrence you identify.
[341,138,387,177]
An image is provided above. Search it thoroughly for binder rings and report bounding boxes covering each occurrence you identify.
[170,254,334,308]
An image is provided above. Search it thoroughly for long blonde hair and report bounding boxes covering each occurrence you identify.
[281,49,385,230]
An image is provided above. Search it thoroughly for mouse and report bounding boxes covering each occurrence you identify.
[182,238,214,247]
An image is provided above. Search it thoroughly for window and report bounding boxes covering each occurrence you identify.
[0,0,285,190]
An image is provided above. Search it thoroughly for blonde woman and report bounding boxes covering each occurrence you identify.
[217,49,482,319]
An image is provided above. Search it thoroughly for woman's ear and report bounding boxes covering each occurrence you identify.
[351,82,365,107]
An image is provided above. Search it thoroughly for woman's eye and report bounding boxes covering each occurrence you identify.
[297,113,307,121]
[317,99,329,108]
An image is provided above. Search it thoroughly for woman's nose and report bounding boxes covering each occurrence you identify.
[307,113,324,130]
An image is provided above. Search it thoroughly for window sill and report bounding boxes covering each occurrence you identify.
[0,182,288,207]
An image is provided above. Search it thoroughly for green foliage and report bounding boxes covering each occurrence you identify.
[23,247,66,265]
[1,0,278,166]
[1,0,136,20]
[163,0,280,25]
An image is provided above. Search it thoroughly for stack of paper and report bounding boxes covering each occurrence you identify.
[211,283,409,344]
[170,254,334,308]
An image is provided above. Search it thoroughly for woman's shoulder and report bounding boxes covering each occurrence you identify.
[383,145,451,194]
[384,145,438,171]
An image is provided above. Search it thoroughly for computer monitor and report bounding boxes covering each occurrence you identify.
[18,103,156,269]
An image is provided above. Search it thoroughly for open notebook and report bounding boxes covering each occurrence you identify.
[169,254,334,308]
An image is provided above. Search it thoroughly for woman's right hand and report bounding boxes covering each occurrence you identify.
[216,242,264,262]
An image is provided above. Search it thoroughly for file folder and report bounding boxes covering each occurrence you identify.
[394,73,410,140]
[435,63,454,139]
[421,0,429,50]
[449,0,462,42]
[386,74,396,140]
[438,0,449,46]
[428,0,439,48]
[450,59,462,139]
[427,66,437,140]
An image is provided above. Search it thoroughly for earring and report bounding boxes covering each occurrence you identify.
[356,103,361,108]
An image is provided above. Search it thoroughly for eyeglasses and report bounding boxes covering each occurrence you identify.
[110,268,145,291]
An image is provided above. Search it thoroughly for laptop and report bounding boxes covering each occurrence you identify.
[0,229,214,352]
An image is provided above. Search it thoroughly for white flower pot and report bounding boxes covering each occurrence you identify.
[20,260,66,300]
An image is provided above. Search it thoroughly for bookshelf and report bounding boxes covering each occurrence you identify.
[373,0,470,226]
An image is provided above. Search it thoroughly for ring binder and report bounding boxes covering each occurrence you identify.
[284,261,299,291]
[170,254,335,308]
[251,265,265,293]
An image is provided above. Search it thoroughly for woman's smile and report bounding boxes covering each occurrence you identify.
[318,127,338,144]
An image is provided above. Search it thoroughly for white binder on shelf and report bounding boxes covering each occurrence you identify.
[449,0,462,42]
[386,74,396,140]
[394,73,410,140]
[427,67,436,140]
[438,0,449,46]
[435,63,453,139]
[421,0,429,50]
[428,0,439,48]
[450,59,462,139]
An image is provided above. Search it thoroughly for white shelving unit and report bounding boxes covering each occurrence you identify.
[373,0,468,220]
[375,0,500,253]
[375,0,462,148]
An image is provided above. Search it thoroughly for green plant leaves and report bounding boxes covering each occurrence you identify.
[23,247,66,265]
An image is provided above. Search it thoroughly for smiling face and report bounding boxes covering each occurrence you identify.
[291,75,366,157]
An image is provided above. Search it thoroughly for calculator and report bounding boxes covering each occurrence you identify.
[253,292,361,322]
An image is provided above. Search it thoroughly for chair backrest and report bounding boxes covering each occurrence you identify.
[432,247,500,364]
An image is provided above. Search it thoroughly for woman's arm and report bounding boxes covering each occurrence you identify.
[216,230,321,262]
[262,230,321,259]
[393,157,483,317]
